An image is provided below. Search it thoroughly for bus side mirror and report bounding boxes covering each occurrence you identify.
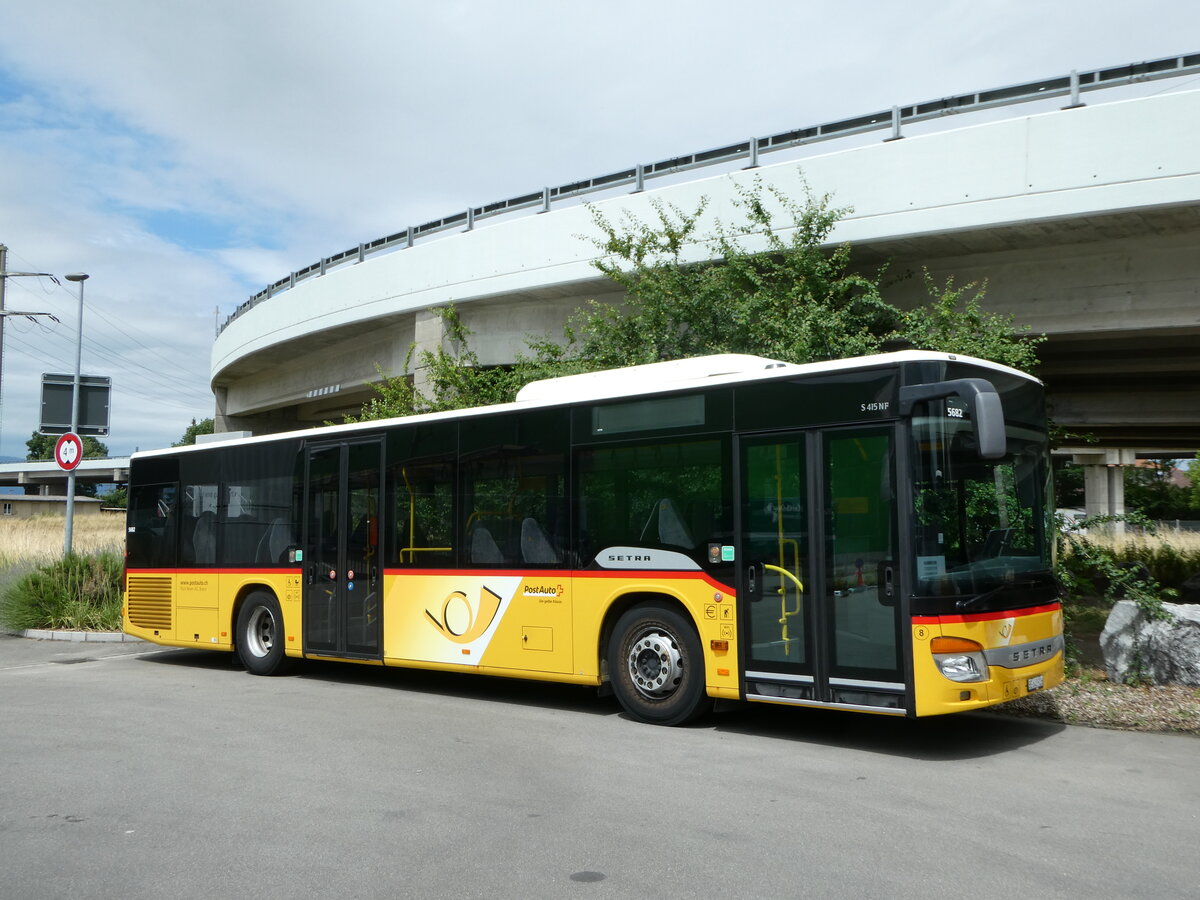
[899,378,1007,460]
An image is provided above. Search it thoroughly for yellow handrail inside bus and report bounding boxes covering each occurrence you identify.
[769,443,803,654]
[764,563,804,654]
[398,466,452,563]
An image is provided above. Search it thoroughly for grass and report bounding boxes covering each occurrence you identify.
[0,515,126,632]
[0,552,124,631]
[1064,526,1200,592]
[0,514,125,568]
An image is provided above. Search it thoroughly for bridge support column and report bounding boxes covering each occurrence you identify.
[411,307,453,400]
[1072,449,1136,527]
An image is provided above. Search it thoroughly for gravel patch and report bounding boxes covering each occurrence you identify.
[996,670,1200,735]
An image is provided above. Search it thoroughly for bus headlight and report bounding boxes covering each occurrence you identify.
[931,636,989,683]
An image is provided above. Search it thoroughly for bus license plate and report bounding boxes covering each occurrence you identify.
[1027,675,1045,692]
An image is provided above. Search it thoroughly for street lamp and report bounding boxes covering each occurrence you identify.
[63,272,88,555]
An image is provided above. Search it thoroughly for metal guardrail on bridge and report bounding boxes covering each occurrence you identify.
[220,53,1200,336]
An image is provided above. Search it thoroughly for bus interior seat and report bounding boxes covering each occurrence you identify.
[470,525,504,564]
[981,528,1012,558]
[256,517,292,563]
[192,511,216,564]
[521,517,559,564]
[641,498,695,550]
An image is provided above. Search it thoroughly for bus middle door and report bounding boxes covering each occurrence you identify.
[303,439,384,659]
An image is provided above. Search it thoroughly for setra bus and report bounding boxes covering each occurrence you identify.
[123,351,1063,725]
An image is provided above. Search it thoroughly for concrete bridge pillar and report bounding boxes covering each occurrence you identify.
[1071,449,1136,527]
[411,307,453,399]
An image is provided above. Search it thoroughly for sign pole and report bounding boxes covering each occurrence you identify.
[63,273,89,556]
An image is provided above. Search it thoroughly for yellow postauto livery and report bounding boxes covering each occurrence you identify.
[125,352,1064,725]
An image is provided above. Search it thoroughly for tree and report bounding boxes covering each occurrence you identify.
[1124,459,1196,520]
[174,418,214,446]
[352,174,1043,421]
[25,431,108,460]
[533,176,1041,375]
[98,485,127,508]
[897,270,1044,373]
[540,179,899,370]
[1188,452,1200,511]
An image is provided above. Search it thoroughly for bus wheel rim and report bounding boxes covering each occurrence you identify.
[628,629,683,699]
[247,607,274,658]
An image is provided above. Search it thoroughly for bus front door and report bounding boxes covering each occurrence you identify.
[303,440,384,659]
[739,427,905,713]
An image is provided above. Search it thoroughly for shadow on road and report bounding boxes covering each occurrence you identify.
[138,648,1064,758]
[709,701,1064,760]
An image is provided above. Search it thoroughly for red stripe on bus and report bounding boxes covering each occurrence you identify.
[912,602,1061,624]
[125,566,734,595]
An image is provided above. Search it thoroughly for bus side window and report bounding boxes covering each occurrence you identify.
[127,482,179,569]
[576,438,726,564]
[179,484,218,565]
[225,448,300,566]
[462,449,566,568]
[391,457,455,566]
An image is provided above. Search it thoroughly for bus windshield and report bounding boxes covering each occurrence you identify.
[910,392,1055,612]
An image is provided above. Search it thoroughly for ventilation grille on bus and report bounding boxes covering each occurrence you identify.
[127,575,173,630]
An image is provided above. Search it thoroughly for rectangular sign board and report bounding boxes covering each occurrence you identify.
[39,374,111,437]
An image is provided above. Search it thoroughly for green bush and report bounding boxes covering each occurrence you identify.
[1056,514,1200,624]
[1117,539,1200,590]
[0,553,123,632]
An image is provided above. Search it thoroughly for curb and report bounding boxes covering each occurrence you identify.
[7,629,144,644]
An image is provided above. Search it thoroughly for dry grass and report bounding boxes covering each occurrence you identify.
[1081,527,1200,554]
[0,514,125,568]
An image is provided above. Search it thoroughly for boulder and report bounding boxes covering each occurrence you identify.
[1100,600,1200,686]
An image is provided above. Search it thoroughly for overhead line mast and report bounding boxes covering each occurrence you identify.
[0,243,59,454]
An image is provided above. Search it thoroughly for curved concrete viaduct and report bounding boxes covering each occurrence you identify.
[212,88,1200,454]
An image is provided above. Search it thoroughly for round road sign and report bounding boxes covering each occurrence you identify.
[54,432,84,471]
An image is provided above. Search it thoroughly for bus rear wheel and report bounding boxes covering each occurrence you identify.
[236,591,291,676]
[608,604,711,726]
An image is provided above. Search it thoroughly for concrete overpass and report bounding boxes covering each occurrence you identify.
[0,457,130,496]
[212,60,1200,473]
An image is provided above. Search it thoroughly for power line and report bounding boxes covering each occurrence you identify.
[3,271,213,395]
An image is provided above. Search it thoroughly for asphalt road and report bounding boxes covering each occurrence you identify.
[2,633,1197,899]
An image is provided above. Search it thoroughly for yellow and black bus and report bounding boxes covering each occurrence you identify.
[124,351,1063,725]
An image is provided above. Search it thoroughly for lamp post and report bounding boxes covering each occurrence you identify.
[63,272,88,555]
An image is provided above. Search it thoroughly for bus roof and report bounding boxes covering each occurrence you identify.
[136,350,1037,460]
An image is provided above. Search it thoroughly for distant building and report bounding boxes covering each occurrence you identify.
[0,495,107,520]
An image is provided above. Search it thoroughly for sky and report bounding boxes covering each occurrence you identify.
[0,1,1197,460]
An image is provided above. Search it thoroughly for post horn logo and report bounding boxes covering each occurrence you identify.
[425,585,503,644]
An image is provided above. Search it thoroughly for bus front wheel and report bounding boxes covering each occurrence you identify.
[608,604,711,726]
[236,591,291,676]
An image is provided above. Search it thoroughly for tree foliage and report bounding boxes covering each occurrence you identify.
[898,270,1044,373]
[25,431,108,460]
[174,417,215,447]
[1124,459,1200,520]
[545,180,898,369]
[1188,452,1200,510]
[351,175,1045,421]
